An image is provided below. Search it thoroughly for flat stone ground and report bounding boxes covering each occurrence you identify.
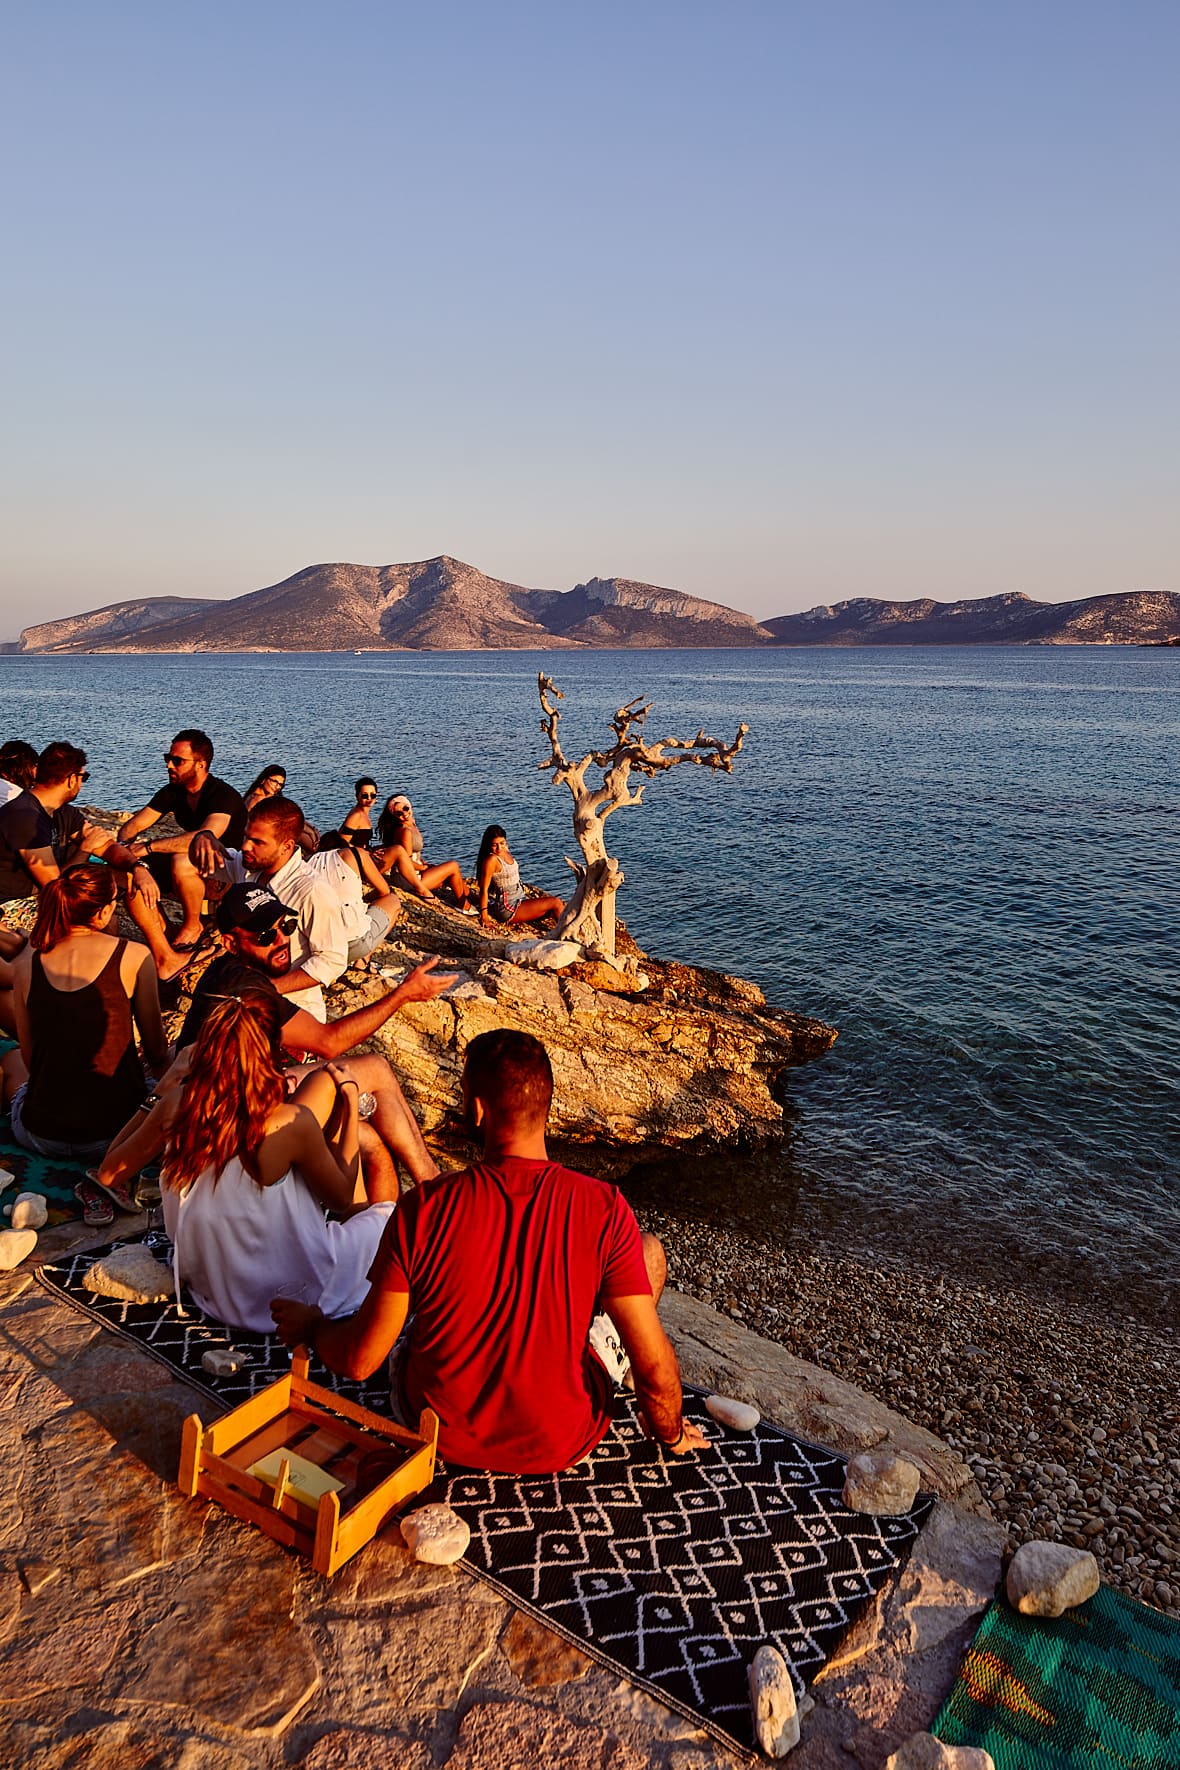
[1,1215,1005,1770]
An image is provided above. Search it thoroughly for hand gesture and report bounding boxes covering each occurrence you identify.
[397,956,458,1002]
[191,831,227,878]
[132,867,161,912]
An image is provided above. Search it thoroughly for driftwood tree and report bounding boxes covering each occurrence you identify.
[538,673,748,965]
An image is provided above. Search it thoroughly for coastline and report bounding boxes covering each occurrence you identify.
[641,1201,1179,1619]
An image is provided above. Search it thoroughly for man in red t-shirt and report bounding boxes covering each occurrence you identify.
[272,1029,708,1473]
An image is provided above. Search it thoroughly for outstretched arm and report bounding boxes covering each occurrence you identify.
[603,1292,708,1455]
[272,1275,410,1380]
[280,958,457,1060]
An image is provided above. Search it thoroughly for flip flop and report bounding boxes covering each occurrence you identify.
[172,931,215,956]
[74,1179,115,1227]
[83,1168,141,1214]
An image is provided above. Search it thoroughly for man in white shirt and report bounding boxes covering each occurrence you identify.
[191,796,350,1022]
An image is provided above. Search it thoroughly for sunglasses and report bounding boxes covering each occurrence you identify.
[359,791,377,801]
[75,770,90,783]
[250,914,298,946]
[164,754,189,766]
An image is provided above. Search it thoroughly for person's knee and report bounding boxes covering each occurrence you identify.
[641,1232,667,1301]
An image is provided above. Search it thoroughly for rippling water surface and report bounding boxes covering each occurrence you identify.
[3,646,1176,1310]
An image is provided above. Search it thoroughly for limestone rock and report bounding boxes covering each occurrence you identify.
[400,1503,470,1565]
[748,1643,800,1757]
[706,1393,761,1432]
[1006,1540,1100,1616]
[505,937,584,970]
[11,1194,48,1231]
[884,1732,994,1770]
[84,1246,173,1303]
[843,1449,922,1516]
[0,1167,16,1193]
[201,1348,246,1378]
[0,1229,38,1270]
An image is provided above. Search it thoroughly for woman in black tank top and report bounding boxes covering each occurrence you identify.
[5,864,169,1160]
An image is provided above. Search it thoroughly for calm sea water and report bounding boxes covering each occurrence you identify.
[3,646,1177,1314]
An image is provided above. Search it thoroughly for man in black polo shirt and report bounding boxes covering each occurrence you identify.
[119,729,247,977]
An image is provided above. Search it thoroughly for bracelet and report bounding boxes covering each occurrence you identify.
[658,1425,686,1450]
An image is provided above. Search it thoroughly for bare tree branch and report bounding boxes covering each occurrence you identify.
[536,673,748,964]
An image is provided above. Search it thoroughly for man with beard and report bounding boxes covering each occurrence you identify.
[97,883,452,1199]
[273,1029,708,1474]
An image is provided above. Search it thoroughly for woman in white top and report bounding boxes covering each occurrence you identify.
[137,990,396,1334]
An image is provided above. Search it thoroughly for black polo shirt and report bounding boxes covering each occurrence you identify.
[177,954,300,1050]
[148,775,248,848]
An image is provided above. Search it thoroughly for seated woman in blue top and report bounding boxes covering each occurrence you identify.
[476,826,564,931]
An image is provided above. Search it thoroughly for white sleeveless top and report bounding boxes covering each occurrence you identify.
[162,1156,394,1334]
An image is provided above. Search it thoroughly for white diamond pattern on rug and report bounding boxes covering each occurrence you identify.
[38,1231,934,1755]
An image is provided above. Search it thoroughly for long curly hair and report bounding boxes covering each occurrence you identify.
[165,992,286,1193]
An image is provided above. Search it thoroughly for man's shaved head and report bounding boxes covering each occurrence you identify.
[463,1030,553,1130]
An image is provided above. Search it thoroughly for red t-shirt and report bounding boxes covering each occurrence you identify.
[368,1157,651,1473]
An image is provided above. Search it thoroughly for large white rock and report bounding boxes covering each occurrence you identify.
[0,1229,38,1270]
[843,1448,922,1516]
[748,1644,799,1757]
[1006,1541,1100,1617]
[84,1245,173,1303]
[505,938,585,971]
[10,1193,48,1231]
[884,1732,993,1770]
[0,1167,16,1193]
[400,1503,471,1565]
[706,1393,761,1432]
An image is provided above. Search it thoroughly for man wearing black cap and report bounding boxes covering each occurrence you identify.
[177,882,453,1187]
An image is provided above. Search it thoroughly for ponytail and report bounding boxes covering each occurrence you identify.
[31,864,117,952]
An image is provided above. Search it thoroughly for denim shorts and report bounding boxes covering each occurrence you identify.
[10,1084,111,1162]
[347,905,392,965]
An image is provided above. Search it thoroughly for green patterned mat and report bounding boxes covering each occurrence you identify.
[0,1114,87,1221]
[933,1585,1180,1769]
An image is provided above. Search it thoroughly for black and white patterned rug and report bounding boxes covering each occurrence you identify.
[38,1233,933,1754]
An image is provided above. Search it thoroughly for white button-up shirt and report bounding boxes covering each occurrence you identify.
[305,847,369,943]
[222,847,348,1022]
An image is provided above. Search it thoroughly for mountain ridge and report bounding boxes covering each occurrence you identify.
[6,560,1179,651]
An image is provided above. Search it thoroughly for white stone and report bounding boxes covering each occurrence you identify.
[1006,1540,1100,1617]
[0,1168,16,1193]
[0,1229,37,1270]
[843,1448,922,1516]
[201,1348,246,1377]
[706,1394,761,1432]
[10,1193,48,1231]
[747,1644,799,1757]
[505,938,584,971]
[400,1503,471,1565]
[84,1245,173,1303]
[884,1731,994,1770]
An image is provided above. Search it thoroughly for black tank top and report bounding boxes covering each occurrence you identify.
[22,940,147,1143]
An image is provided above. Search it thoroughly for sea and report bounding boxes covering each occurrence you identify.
[3,646,1176,1321]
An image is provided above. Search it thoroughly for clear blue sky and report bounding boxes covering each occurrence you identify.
[2,1,1176,633]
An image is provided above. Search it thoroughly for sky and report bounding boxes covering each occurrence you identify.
[2,1,1177,634]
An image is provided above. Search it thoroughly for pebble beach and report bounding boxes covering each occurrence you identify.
[642,1206,1180,1619]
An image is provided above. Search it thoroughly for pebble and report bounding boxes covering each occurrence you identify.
[706,1394,760,1432]
[10,1194,48,1231]
[400,1503,470,1565]
[201,1348,246,1378]
[747,1644,799,1758]
[84,1246,173,1302]
[1006,1541,1100,1616]
[0,1229,38,1270]
[884,1734,994,1770]
[843,1450,921,1517]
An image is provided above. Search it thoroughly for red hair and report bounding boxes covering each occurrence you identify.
[31,864,117,952]
[165,994,286,1192]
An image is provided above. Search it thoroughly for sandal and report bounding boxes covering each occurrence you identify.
[83,1168,141,1214]
[74,1179,115,1227]
[172,931,215,958]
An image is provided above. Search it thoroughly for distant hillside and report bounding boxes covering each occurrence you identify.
[764,589,1180,646]
[16,595,216,654]
[13,557,773,653]
[8,566,1178,654]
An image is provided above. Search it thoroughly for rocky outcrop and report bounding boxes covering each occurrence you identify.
[17,595,215,653]
[765,588,1180,646]
[330,895,836,1159]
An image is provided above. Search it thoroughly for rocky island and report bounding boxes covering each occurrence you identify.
[4,555,1178,650]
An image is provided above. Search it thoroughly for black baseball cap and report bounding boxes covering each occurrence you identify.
[215,882,288,936]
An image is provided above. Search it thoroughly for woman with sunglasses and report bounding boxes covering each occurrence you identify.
[135,991,397,1334]
[341,777,380,844]
[375,795,472,911]
[1,863,169,1164]
[243,764,287,812]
